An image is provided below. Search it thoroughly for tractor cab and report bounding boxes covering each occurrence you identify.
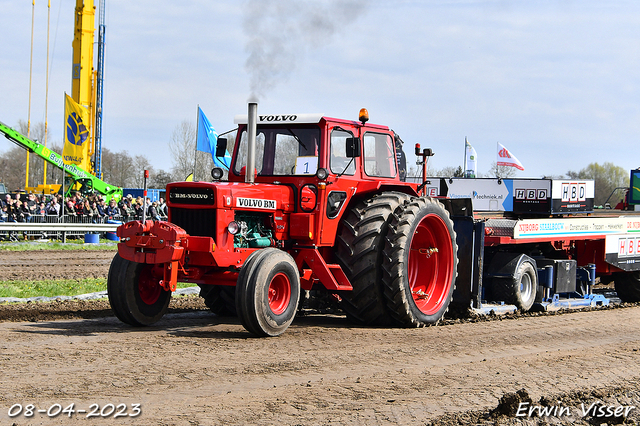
[223,110,404,186]
[209,109,412,237]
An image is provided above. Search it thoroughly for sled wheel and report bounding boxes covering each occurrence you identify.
[198,284,237,316]
[493,258,538,311]
[107,253,171,326]
[614,271,640,302]
[235,248,300,337]
[383,197,457,326]
[335,192,412,325]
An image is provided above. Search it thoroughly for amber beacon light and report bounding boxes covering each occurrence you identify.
[359,108,369,124]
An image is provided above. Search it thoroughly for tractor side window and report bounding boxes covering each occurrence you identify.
[326,191,347,218]
[330,129,356,175]
[363,132,397,178]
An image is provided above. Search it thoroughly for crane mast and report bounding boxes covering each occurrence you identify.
[71,0,97,175]
[94,0,105,179]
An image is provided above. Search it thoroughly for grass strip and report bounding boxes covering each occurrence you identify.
[0,278,195,299]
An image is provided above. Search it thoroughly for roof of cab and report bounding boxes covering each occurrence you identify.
[233,113,390,131]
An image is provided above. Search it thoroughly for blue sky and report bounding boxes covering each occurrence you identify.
[1,0,639,178]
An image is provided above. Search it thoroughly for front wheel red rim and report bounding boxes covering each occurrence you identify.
[138,265,162,305]
[268,272,291,315]
[408,213,454,316]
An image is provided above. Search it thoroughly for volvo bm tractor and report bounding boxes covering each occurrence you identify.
[108,104,460,336]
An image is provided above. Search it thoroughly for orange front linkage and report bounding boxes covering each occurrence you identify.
[117,220,190,291]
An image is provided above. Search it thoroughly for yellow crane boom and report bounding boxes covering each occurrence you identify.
[71,0,96,173]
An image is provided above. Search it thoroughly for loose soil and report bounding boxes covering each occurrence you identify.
[0,249,115,281]
[1,248,640,425]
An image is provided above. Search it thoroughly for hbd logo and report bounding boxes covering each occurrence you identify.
[515,188,548,200]
[561,183,586,202]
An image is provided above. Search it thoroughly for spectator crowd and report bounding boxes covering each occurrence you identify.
[1,191,167,224]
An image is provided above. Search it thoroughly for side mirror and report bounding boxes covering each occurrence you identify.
[215,137,228,157]
[345,137,360,158]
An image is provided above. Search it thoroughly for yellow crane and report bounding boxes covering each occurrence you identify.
[71,0,96,175]
[24,0,102,194]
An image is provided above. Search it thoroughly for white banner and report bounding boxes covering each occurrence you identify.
[464,137,477,178]
[497,142,524,171]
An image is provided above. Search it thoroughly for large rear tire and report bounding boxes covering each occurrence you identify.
[107,253,171,326]
[382,197,457,326]
[235,248,300,337]
[198,284,237,316]
[614,271,640,302]
[335,192,411,325]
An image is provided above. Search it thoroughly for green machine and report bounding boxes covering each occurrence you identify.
[0,120,122,202]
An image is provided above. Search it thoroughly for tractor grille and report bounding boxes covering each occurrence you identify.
[170,207,217,239]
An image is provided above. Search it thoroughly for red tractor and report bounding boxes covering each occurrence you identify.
[108,104,461,336]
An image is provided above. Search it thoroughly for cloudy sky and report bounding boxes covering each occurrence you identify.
[1,0,638,179]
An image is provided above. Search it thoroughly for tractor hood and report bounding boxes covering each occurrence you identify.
[166,181,295,213]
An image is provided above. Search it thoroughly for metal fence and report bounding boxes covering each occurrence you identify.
[0,213,123,241]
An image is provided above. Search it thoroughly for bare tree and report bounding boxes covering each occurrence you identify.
[169,120,213,181]
[432,165,464,177]
[131,155,155,188]
[14,120,63,188]
[488,161,517,178]
[0,145,26,191]
[150,169,173,189]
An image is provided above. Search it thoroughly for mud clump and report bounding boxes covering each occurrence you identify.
[491,388,533,417]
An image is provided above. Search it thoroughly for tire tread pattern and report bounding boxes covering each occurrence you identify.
[381,197,457,327]
[335,192,412,325]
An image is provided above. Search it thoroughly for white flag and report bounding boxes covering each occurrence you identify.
[465,137,477,178]
[497,142,524,171]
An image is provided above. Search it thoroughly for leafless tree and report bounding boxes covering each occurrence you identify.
[169,120,213,182]
[150,169,173,189]
[488,161,517,178]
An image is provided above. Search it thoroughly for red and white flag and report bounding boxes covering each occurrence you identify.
[497,142,524,171]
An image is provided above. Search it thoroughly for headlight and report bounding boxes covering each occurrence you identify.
[316,168,329,180]
[211,167,224,180]
[228,221,240,235]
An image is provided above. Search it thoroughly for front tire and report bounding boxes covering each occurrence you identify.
[107,253,171,326]
[235,248,300,337]
[382,197,458,326]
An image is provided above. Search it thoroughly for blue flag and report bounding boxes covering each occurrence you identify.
[197,107,231,169]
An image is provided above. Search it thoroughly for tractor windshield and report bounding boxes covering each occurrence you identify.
[233,126,320,176]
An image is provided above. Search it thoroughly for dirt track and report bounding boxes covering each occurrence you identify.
[0,248,115,281]
[1,248,640,425]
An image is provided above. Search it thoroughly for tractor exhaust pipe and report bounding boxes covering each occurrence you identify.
[246,102,258,184]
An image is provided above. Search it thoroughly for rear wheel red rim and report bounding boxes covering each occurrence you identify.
[138,265,161,305]
[408,213,454,316]
[268,272,291,315]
